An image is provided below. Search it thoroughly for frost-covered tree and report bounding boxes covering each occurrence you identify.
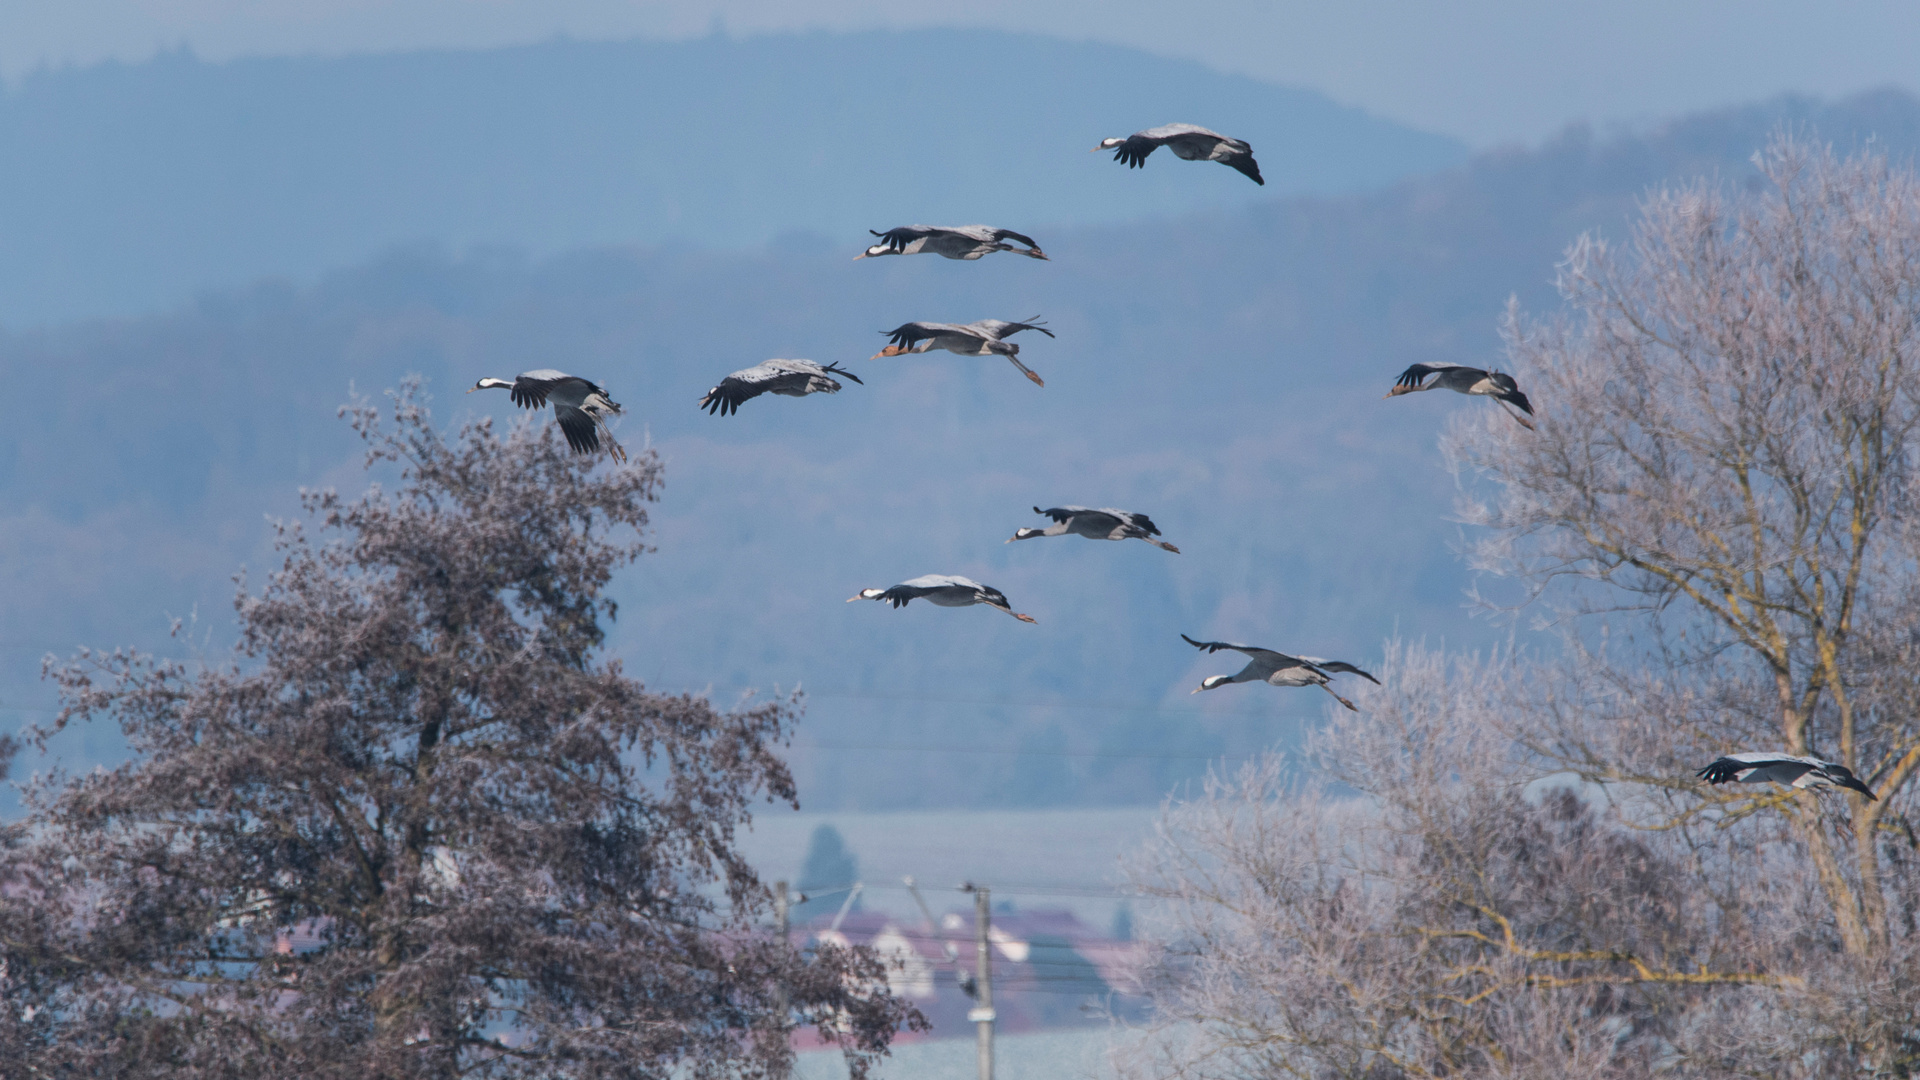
[3,383,916,1078]
[1450,135,1920,959]
[1130,644,1920,1079]
[1127,136,1920,1078]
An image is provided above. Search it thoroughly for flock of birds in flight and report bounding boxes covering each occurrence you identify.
[468,122,1875,806]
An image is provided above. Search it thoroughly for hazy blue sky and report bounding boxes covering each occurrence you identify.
[2,1,1917,144]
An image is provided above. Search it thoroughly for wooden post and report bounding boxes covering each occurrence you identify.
[970,885,994,1080]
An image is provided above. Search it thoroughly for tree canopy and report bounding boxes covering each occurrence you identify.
[3,383,915,1078]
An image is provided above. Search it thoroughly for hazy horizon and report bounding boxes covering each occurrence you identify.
[6,2,1919,145]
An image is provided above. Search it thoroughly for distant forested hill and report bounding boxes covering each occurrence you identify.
[0,30,1464,324]
[2,89,1915,812]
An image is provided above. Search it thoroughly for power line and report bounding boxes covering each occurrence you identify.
[741,686,1326,722]
[790,742,1260,762]
[795,882,1144,901]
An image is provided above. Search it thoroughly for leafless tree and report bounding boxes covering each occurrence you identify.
[1,382,919,1078]
[1448,134,1920,960]
[1126,135,1920,1078]
[1128,645,1834,1080]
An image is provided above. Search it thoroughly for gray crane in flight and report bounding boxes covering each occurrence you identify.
[1009,506,1180,553]
[1094,124,1265,185]
[469,369,627,462]
[1181,634,1378,711]
[848,574,1037,623]
[699,359,862,416]
[872,318,1053,386]
[856,225,1048,261]
[1696,753,1877,800]
[1388,363,1536,429]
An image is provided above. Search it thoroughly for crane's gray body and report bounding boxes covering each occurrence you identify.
[1181,634,1378,709]
[1696,752,1876,799]
[700,358,861,416]
[858,224,1047,261]
[1014,506,1179,552]
[875,319,1054,385]
[849,574,1036,622]
[881,319,1050,357]
[470,369,626,460]
[1099,123,1264,185]
[1390,362,1535,419]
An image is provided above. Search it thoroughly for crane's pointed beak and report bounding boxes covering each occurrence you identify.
[872,346,905,359]
[852,252,868,260]
[845,594,866,603]
[1190,685,1204,695]
[465,386,481,393]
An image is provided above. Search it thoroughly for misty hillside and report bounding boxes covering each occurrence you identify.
[4,89,1917,812]
[0,30,1465,324]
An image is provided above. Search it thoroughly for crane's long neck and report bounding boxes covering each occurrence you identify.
[474,378,515,391]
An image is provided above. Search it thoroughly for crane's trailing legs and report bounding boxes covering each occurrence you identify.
[1004,354,1045,386]
[1319,683,1358,712]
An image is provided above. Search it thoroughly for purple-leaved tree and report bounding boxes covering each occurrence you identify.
[3,382,918,1078]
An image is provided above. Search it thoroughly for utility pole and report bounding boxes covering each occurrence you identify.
[964,883,994,1080]
[771,880,792,1080]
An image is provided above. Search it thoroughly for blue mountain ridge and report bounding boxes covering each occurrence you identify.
[1,83,1915,812]
[0,29,1463,325]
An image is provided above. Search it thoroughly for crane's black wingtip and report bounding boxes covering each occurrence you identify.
[1695,759,1737,785]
